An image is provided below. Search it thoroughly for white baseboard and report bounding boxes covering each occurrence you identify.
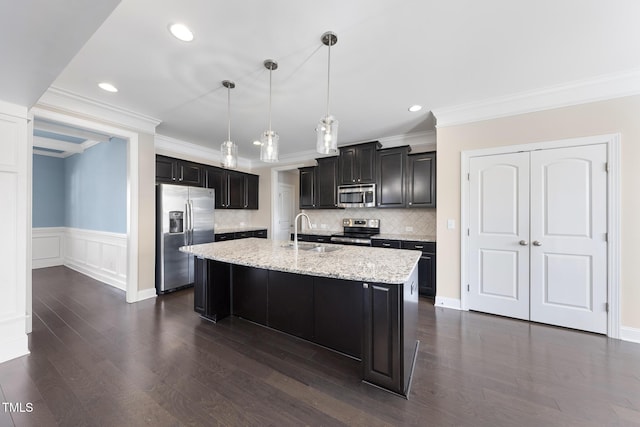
[620,326,640,344]
[135,287,157,302]
[0,316,30,363]
[64,228,127,291]
[434,296,463,310]
[32,227,65,268]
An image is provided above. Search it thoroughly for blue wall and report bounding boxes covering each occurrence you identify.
[64,138,127,233]
[32,138,127,233]
[32,155,65,227]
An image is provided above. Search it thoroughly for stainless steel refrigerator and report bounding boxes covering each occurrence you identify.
[156,183,215,294]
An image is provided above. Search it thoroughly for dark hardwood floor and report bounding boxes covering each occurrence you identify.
[1,266,640,426]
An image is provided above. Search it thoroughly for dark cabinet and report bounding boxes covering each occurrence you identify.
[316,157,339,208]
[407,152,436,208]
[156,155,203,186]
[215,229,268,241]
[253,229,268,239]
[290,233,331,243]
[268,271,314,340]
[244,174,259,209]
[314,277,363,358]
[371,239,402,249]
[376,146,410,208]
[299,167,316,209]
[362,282,401,393]
[401,241,436,298]
[206,168,256,209]
[194,258,230,322]
[232,265,268,324]
[339,142,380,185]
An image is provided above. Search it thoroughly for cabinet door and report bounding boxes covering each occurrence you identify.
[314,277,363,358]
[356,144,378,184]
[339,146,357,184]
[371,239,401,249]
[253,229,268,239]
[421,253,436,297]
[227,171,245,209]
[268,271,314,340]
[206,260,231,322]
[363,282,401,393]
[244,174,259,209]
[377,147,408,208]
[299,167,316,209]
[193,257,206,315]
[407,152,436,208]
[178,161,203,186]
[206,168,227,208]
[316,157,339,208]
[232,265,268,325]
[156,156,177,183]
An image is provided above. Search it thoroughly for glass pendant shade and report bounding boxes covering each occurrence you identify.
[260,130,279,162]
[220,80,237,168]
[221,140,237,168]
[316,115,338,155]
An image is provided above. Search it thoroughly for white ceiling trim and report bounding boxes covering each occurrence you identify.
[155,134,253,171]
[37,87,162,134]
[33,149,66,158]
[433,68,640,128]
[34,120,111,142]
[33,135,103,158]
[0,100,28,119]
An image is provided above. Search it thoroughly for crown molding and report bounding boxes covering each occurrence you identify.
[37,87,162,134]
[433,68,640,128]
[155,134,253,170]
[0,100,28,119]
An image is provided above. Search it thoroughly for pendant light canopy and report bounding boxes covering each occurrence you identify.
[316,31,339,155]
[260,59,279,163]
[220,80,238,169]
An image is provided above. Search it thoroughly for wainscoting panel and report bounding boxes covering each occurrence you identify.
[32,227,127,291]
[32,227,65,268]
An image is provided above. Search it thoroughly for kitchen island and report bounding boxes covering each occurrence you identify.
[180,238,421,397]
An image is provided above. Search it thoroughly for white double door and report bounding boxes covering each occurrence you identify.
[468,144,608,334]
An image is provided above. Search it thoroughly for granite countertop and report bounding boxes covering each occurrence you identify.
[215,226,268,234]
[181,238,421,284]
[372,233,436,243]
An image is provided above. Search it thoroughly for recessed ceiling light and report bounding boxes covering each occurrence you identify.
[169,23,194,42]
[98,82,118,93]
[408,105,422,112]
[253,140,262,146]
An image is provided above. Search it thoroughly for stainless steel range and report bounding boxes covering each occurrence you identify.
[330,218,380,246]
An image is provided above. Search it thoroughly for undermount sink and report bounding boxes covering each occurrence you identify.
[281,242,341,253]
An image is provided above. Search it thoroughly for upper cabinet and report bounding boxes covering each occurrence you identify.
[299,156,340,210]
[339,141,381,185]
[376,146,410,208]
[156,155,203,186]
[155,155,258,210]
[407,152,436,208]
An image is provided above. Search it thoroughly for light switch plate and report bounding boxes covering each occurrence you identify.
[447,219,455,229]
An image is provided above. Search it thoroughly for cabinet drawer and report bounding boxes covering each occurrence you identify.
[234,231,252,239]
[215,232,235,242]
[312,235,331,243]
[371,239,402,249]
[402,241,435,253]
[253,229,268,239]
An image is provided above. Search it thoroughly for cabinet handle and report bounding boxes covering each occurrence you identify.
[414,245,423,249]
[382,243,391,247]
[363,283,369,289]
[409,202,412,205]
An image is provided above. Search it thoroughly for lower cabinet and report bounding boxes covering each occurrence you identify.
[314,277,363,358]
[194,258,230,322]
[268,271,314,340]
[232,265,268,324]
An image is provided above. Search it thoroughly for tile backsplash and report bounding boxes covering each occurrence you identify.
[214,209,254,230]
[301,208,436,236]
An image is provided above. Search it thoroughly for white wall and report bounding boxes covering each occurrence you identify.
[0,100,30,363]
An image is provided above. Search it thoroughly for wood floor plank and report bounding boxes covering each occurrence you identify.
[2,266,640,426]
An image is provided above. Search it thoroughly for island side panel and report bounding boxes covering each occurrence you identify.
[194,258,231,322]
[402,263,419,395]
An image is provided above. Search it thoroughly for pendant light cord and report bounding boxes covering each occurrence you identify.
[227,86,231,142]
[268,67,273,133]
[326,38,332,119]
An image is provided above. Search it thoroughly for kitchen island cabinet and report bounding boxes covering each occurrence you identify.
[181,238,420,397]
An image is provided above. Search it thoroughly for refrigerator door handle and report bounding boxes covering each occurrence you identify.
[185,202,191,245]
[189,200,194,244]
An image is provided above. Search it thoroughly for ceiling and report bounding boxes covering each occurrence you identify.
[6,0,640,162]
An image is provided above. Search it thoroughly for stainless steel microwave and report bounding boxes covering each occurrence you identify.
[337,184,376,208]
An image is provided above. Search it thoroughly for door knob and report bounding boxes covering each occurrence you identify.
[533,241,542,246]
[519,240,528,246]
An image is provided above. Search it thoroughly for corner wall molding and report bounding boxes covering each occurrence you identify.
[433,68,640,127]
[620,326,640,344]
[434,296,462,311]
[36,87,162,134]
[155,134,253,170]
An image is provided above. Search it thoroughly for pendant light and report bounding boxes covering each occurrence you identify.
[260,59,279,163]
[316,31,338,155]
[220,80,238,169]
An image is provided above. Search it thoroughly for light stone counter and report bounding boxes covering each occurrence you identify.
[181,238,420,284]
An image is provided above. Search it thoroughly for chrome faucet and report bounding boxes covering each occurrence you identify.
[293,213,312,248]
